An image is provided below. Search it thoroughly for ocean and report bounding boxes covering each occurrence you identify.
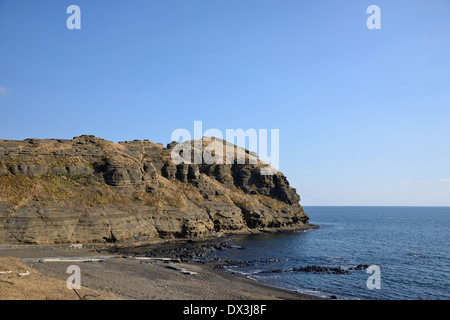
[207,206,450,300]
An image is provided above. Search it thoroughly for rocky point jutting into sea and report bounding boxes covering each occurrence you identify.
[0,135,313,245]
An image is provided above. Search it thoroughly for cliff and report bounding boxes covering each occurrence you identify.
[0,135,311,244]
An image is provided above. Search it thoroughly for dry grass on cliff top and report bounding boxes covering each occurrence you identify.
[0,175,126,208]
[0,257,120,300]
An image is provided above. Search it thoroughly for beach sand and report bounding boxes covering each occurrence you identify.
[0,245,322,300]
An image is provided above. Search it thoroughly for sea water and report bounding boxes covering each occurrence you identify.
[208,206,450,300]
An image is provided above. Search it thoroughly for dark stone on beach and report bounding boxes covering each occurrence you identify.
[118,241,235,262]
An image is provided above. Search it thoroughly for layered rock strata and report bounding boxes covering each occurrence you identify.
[0,136,311,244]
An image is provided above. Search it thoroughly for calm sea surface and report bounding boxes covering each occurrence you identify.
[207,206,450,300]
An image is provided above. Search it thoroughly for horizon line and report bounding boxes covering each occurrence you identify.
[301,205,450,208]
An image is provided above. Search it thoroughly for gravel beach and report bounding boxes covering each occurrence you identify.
[0,243,322,300]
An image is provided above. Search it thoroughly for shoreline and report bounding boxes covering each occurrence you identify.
[196,261,325,300]
[0,222,319,250]
[0,230,325,300]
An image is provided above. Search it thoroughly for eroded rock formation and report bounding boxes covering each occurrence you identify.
[0,136,311,244]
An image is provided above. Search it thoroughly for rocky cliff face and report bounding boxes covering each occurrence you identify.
[0,136,311,244]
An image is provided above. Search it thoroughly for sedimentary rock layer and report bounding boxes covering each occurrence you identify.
[0,136,310,244]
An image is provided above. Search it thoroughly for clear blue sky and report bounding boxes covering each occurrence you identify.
[1,0,449,206]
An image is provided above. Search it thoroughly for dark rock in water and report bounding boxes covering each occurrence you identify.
[291,265,350,274]
[216,258,286,269]
[258,268,285,274]
[353,264,370,270]
[330,295,338,300]
[259,264,370,275]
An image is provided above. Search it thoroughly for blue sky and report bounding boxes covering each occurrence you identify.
[1,0,449,206]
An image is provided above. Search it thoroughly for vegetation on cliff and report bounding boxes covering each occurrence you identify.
[0,136,310,244]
